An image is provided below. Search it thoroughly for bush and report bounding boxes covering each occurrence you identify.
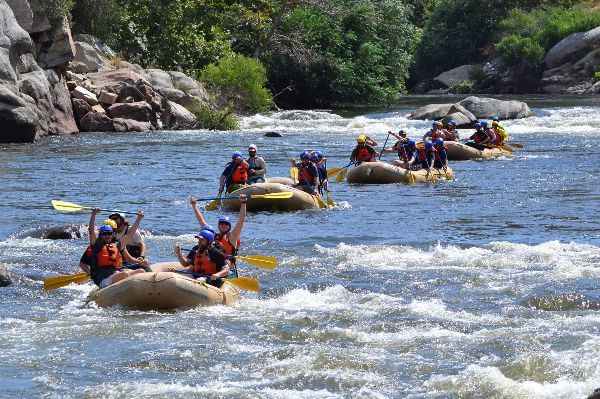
[495,35,545,67]
[186,101,239,131]
[41,0,75,20]
[594,70,600,82]
[200,54,272,113]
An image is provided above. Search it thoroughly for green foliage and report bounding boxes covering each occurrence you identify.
[594,70,600,82]
[187,101,239,131]
[71,0,133,53]
[41,0,75,20]
[495,35,546,67]
[200,54,272,113]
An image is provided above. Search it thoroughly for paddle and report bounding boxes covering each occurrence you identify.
[205,192,222,211]
[181,249,278,269]
[323,160,335,207]
[205,192,293,211]
[378,132,391,160]
[51,200,138,215]
[174,270,259,292]
[315,193,327,209]
[43,263,142,291]
[289,167,299,183]
[508,142,524,148]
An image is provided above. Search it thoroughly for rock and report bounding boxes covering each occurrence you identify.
[0,85,38,143]
[66,81,76,91]
[71,86,98,106]
[407,103,453,120]
[72,34,116,59]
[68,60,89,74]
[79,111,115,132]
[73,41,106,73]
[587,388,600,399]
[71,98,91,121]
[168,71,201,92]
[36,16,76,69]
[28,0,50,34]
[6,0,33,32]
[115,83,145,103]
[0,263,13,287]
[98,90,117,105]
[544,27,600,70]
[113,118,153,132]
[447,104,476,122]
[91,104,105,113]
[433,65,476,88]
[86,69,143,94]
[142,68,173,90]
[0,0,35,90]
[159,87,185,103]
[441,112,472,128]
[42,227,76,239]
[586,80,600,94]
[265,131,282,137]
[16,53,41,74]
[107,101,153,123]
[162,100,196,129]
[458,96,532,119]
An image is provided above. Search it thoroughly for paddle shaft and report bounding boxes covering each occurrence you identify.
[378,132,391,160]
[55,202,138,215]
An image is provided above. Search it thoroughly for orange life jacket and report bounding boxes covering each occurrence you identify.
[214,233,240,256]
[193,250,217,275]
[356,147,372,162]
[430,130,444,141]
[230,163,248,184]
[95,243,123,268]
[298,164,314,185]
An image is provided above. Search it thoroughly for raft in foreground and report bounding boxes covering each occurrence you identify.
[222,182,321,211]
[347,162,453,184]
[445,141,511,160]
[87,262,241,309]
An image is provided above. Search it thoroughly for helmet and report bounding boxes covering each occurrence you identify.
[310,152,320,161]
[201,224,215,234]
[98,225,113,234]
[248,144,257,151]
[492,115,499,122]
[432,121,438,127]
[425,140,434,149]
[102,219,118,229]
[218,216,231,227]
[435,137,444,146]
[436,121,443,126]
[357,135,366,143]
[474,122,481,128]
[481,121,488,127]
[449,120,457,127]
[407,139,416,147]
[313,150,323,159]
[109,212,125,221]
[232,151,243,160]
[300,151,310,159]
[195,230,214,242]
[492,120,499,126]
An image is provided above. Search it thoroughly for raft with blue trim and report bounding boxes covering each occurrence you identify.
[347,162,453,184]
[222,182,320,211]
[445,141,510,160]
[87,262,241,309]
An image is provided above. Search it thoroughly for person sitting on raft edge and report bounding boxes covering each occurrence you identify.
[219,152,249,195]
[87,208,147,289]
[173,230,230,287]
[290,151,320,194]
[247,144,267,184]
[350,135,378,164]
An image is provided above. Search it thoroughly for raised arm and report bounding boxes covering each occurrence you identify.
[120,211,144,249]
[173,244,192,268]
[190,196,208,227]
[88,207,100,244]
[228,195,247,246]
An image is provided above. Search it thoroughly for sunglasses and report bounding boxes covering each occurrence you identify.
[100,232,112,236]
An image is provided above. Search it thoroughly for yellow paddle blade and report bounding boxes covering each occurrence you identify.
[407,171,416,184]
[227,276,259,292]
[335,168,347,183]
[327,167,343,178]
[237,255,278,269]
[289,167,299,183]
[509,142,524,148]
[316,195,327,209]
[326,191,335,207]
[250,192,293,199]
[44,273,90,291]
[51,200,91,212]
[205,196,221,211]
[500,145,513,152]
[429,174,438,183]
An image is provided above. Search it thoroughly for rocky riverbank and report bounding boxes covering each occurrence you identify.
[0,0,206,143]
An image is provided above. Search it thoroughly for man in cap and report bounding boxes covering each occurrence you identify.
[109,212,147,260]
[246,144,267,184]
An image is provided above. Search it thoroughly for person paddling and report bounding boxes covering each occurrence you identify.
[433,138,449,170]
[423,121,444,142]
[247,144,267,184]
[173,230,230,287]
[492,119,508,146]
[350,135,378,164]
[418,140,437,175]
[311,151,328,195]
[290,151,320,194]
[443,120,459,141]
[466,122,490,149]
[380,131,410,166]
[219,152,250,195]
[87,208,146,288]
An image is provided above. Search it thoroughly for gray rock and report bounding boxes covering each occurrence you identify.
[408,103,453,120]
[158,87,185,103]
[162,100,196,129]
[0,263,12,287]
[168,71,201,92]
[441,112,472,128]
[137,83,163,112]
[107,101,153,123]
[544,27,600,70]
[142,68,173,90]
[28,0,50,34]
[73,41,106,72]
[98,90,117,105]
[6,0,33,32]
[265,131,282,137]
[69,61,89,74]
[79,111,115,132]
[433,65,476,88]
[71,86,98,106]
[36,16,75,68]
[115,83,145,103]
[72,34,116,58]
[0,85,38,143]
[458,96,532,119]
[447,104,476,121]
[86,69,143,93]
[16,52,41,74]
[586,80,600,94]
[113,118,153,132]
[71,97,91,121]
[0,0,34,88]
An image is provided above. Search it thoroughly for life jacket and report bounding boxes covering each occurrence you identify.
[356,146,372,162]
[229,163,248,184]
[397,145,409,162]
[444,129,459,141]
[214,232,240,257]
[298,163,315,185]
[430,130,444,141]
[95,243,123,268]
[484,128,496,143]
[493,127,507,145]
[472,129,487,144]
[418,147,436,167]
[193,250,217,275]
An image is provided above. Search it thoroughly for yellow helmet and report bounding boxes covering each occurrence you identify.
[102,219,118,229]
[357,135,367,143]
[436,121,443,126]
[492,120,499,126]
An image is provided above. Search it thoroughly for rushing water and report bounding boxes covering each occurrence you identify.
[1,95,599,398]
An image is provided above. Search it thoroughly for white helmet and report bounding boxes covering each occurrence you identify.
[248,144,257,151]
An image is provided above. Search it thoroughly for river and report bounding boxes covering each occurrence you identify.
[1,95,599,398]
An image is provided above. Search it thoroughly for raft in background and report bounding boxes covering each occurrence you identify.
[445,141,511,160]
[87,262,241,309]
[222,182,321,211]
[347,162,453,184]
[265,176,295,185]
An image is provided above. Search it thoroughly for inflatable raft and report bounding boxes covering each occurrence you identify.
[265,176,295,186]
[347,162,453,184]
[222,182,321,211]
[87,262,241,309]
[445,141,510,160]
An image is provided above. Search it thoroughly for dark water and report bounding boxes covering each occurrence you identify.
[0,98,599,398]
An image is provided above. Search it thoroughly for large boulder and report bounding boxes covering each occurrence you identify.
[28,0,50,34]
[113,118,153,132]
[0,85,38,142]
[0,0,35,90]
[71,97,91,121]
[79,111,115,132]
[162,100,196,130]
[36,16,75,69]
[6,0,33,32]
[407,103,452,120]
[86,69,143,94]
[433,65,476,88]
[543,27,600,70]
[0,263,12,287]
[142,68,209,105]
[458,96,532,119]
[107,101,154,124]
[72,41,106,73]
[73,34,116,59]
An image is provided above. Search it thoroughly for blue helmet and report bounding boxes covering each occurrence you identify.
[492,115,499,122]
[407,139,416,147]
[218,216,231,227]
[435,137,444,146]
[474,122,481,128]
[98,225,113,234]
[432,121,438,127]
[313,150,322,159]
[481,121,488,127]
[232,151,243,160]
[195,230,214,242]
[201,225,215,234]
[449,120,457,127]
[425,140,434,149]
[300,151,310,159]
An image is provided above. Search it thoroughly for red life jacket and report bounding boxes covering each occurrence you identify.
[298,164,314,185]
[95,243,123,268]
[472,130,487,143]
[230,163,248,184]
[214,233,240,256]
[418,147,436,166]
[193,250,217,275]
[430,130,444,141]
[356,146,372,162]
